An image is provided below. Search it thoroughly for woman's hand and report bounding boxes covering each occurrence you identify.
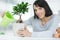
[53,34,60,38]
[17,27,32,37]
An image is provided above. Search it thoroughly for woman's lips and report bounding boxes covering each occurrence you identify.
[37,13,42,17]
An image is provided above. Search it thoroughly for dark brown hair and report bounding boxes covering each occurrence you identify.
[33,0,53,19]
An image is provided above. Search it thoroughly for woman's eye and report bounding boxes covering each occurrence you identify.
[39,7,42,10]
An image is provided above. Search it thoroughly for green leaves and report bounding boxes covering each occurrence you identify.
[13,2,30,15]
[0,32,5,35]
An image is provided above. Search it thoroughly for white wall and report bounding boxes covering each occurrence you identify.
[46,0,60,14]
[0,0,60,21]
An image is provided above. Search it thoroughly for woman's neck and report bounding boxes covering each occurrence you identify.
[40,16,51,26]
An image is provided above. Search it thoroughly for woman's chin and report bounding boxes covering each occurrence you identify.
[39,16,44,19]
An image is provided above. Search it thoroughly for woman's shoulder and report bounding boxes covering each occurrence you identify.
[26,16,35,21]
[24,16,38,24]
[24,16,35,25]
[29,16,35,20]
[53,14,60,19]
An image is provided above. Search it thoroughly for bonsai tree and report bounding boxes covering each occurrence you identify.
[13,2,30,23]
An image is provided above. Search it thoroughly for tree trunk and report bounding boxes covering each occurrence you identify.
[17,14,23,23]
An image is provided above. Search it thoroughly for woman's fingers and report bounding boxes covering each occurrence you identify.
[17,26,32,37]
[17,30,24,37]
[18,29,24,31]
[24,26,29,32]
[17,30,23,34]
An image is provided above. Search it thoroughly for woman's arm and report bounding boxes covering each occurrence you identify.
[17,17,33,37]
[17,27,32,37]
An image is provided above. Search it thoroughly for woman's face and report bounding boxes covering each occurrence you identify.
[34,5,46,19]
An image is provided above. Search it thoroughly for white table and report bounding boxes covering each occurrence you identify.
[0,31,60,40]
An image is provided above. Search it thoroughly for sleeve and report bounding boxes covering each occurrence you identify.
[24,17,33,32]
[24,17,33,25]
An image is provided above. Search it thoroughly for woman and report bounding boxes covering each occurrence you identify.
[17,0,55,37]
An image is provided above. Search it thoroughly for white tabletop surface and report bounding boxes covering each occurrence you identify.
[0,31,60,40]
